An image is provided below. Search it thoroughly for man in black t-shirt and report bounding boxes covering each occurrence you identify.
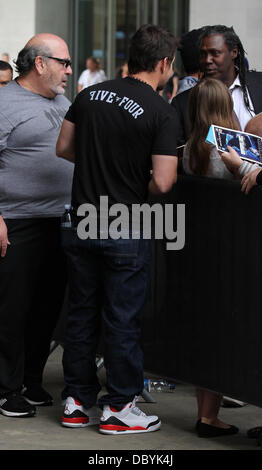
[56,24,178,435]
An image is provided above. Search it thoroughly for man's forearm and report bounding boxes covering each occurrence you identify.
[148,177,162,194]
[148,174,176,194]
[56,119,76,163]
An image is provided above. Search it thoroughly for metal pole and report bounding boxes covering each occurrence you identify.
[152,0,158,24]
[136,0,140,28]
[68,0,79,101]
[107,0,116,79]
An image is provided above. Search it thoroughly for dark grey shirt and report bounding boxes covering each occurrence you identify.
[0,80,73,218]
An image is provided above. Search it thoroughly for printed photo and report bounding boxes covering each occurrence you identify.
[206,125,262,165]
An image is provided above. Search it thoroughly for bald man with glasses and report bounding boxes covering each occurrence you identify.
[0,34,74,418]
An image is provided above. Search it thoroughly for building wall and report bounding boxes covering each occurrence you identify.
[0,0,72,93]
[35,0,70,43]
[1,0,261,78]
[0,0,35,68]
[189,0,262,71]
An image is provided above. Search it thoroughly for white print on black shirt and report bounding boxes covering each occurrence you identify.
[89,90,144,119]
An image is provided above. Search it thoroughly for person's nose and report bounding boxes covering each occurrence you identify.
[66,65,73,75]
[206,52,213,64]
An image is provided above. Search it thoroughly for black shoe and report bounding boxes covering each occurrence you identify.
[22,385,53,406]
[0,392,36,417]
[257,430,262,447]
[198,421,239,438]
[247,426,262,439]
[195,419,201,431]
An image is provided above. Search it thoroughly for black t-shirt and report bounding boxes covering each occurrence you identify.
[65,76,178,211]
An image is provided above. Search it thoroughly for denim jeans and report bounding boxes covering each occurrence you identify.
[61,226,152,408]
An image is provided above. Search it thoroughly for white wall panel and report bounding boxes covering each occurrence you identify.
[189,0,262,71]
[0,0,35,72]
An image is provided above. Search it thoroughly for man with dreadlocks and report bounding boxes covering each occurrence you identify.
[171,24,262,145]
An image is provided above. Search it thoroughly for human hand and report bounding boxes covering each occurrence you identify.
[221,146,242,172]
[241,167,262,195]
[0,216,10,257]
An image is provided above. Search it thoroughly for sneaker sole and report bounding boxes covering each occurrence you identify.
[23,397,53,407]
[61,416,101,428]
[0,408,36,418]
[99,421,161,435]
[61,421,90,428]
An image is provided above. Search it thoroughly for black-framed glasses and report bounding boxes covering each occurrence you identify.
[43,56,72,68]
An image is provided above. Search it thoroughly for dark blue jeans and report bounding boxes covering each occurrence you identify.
[61,227,152,408]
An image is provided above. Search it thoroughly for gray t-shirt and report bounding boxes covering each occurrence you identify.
[0,80,74,218]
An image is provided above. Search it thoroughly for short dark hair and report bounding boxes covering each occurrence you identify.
[178,28,205,74]
[14,44,51,76]
[199,25,250,110]
[128,24,177,74]
[0,60,13,73]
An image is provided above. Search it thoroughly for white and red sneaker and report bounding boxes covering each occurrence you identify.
[99,397,161,435]
[61,396,101,428]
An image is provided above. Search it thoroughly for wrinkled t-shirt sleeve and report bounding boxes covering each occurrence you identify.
[0,111,13,153]
[64,102,76,124]
[152,110,178,157]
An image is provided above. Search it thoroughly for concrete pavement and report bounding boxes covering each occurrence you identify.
[0,345,262,452]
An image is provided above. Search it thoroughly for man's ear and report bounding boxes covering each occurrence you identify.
[159,57,169,73]
[231,47,238,60]
[34,56,47,75]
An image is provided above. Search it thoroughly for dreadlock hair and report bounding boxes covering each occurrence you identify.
[200,25,250,112]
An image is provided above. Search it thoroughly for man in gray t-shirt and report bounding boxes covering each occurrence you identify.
[0,81,73,218]
[0,33,73,418]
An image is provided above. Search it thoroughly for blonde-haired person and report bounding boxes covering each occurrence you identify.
[183,78,259,180]
[78,56,107,93]
[182,78,259,438]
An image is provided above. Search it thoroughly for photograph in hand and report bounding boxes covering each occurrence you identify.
[206,125,262,166]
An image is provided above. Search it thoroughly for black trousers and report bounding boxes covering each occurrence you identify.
[0,218,67,396]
